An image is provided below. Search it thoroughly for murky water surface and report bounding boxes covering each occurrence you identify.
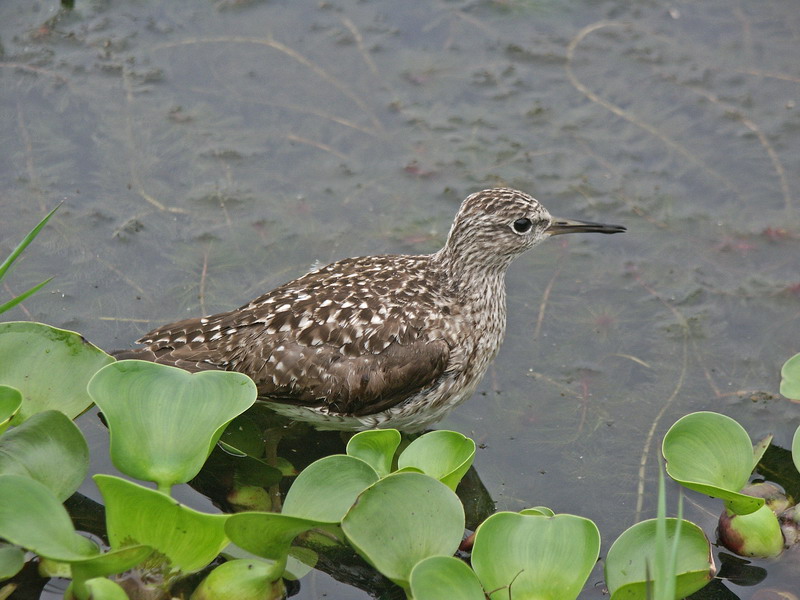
[1,0,799,597]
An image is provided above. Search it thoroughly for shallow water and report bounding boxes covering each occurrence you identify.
[1,0,799,597]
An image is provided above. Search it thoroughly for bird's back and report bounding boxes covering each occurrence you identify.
[115,253,465,416]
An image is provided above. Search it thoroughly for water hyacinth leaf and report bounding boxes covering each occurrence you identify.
[219,543,317,581]
[0,385,22,436]
[662,412,763,515]
[0,474,97,561]
[410,555,485,600]
[346,429,401,477]
[341,472,465,589]
[717,505,784,558]
[38,557,71,579]
[225,512,324,561]
[81,577,130,600]
[282,454,379,522]
[88,360,257,490]
[0,322,114,425]
[222,451,283,490]
[780,353,800,400]
[220,415,266,458]
[191,559,285,600]
[472,512,600,600]
[0,544,25,581]
[793,426,800,475]
[95,474,228,573]
[0,410,88,501]
[751,435,773,471]
[68,545,154,597]
[520,506,554,517]
[605,518,714,599]
[397,430,475,490]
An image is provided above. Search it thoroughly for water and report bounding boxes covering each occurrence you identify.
[1,0,799,597]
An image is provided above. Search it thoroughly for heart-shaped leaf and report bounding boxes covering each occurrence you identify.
[0,474,97,561]
[397,430,475,491]
[78,577,130,600]
[191,558,286,600]
[88,360,257,490]
[0,410,88,501]
[282,454,379,522]
[662,412,764,515]
[341,472,465,589]
[410,555,485,600]
[605,518,714,599]
[346,429,401,477]
[0,322,113,425]
[472,511,600,600]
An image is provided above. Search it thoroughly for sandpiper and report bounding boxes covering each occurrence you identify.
[114,188,625,431]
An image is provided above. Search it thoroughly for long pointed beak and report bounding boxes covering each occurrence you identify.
[547,217,626,236]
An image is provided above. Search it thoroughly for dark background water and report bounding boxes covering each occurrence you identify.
[1,0,799,597]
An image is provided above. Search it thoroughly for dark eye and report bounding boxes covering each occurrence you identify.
[512,218,533,233]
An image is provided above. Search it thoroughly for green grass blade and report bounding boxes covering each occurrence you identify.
[0,204,60,281]
[0,278,54,314]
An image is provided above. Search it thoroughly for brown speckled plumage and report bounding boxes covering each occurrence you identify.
[114,188,625,431]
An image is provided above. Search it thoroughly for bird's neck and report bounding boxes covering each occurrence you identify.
[431,246,509,366]
[431,246,510,309]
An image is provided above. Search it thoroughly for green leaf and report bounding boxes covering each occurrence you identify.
[0,410,88,501]
[0,278,53,315]
[793,426,800,476]
[472,512,600,600]
[225,512,325,561]
[410,555,485,600]
[220,415,266,458]
[397,430,475,491]
[94,474,228,573]
[605,518,714,599]
[346,429,401,477]
[220,544,316,581]
[0,204,59,282]
[81,577,131,600]
[0,544,25,581]
[662,412,764,515]
[0,322,114,425]
[751,434,773,471]
[0,474,98,561]
[718,504,784,558]
[520,506,554,517]
[0,204,59,315]
[88,360,257,490]
[781,353,800,400]
[341,472,465,589]
[0,385,22,436]
[283,454,379,522]
[191,559,286,600]
[69,546,154,597]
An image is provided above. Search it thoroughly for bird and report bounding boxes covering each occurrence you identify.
[113,188,625,431]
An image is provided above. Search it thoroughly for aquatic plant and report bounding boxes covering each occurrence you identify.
[0,206,59,315]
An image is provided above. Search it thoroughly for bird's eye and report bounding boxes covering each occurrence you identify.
[512,218,533,234]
